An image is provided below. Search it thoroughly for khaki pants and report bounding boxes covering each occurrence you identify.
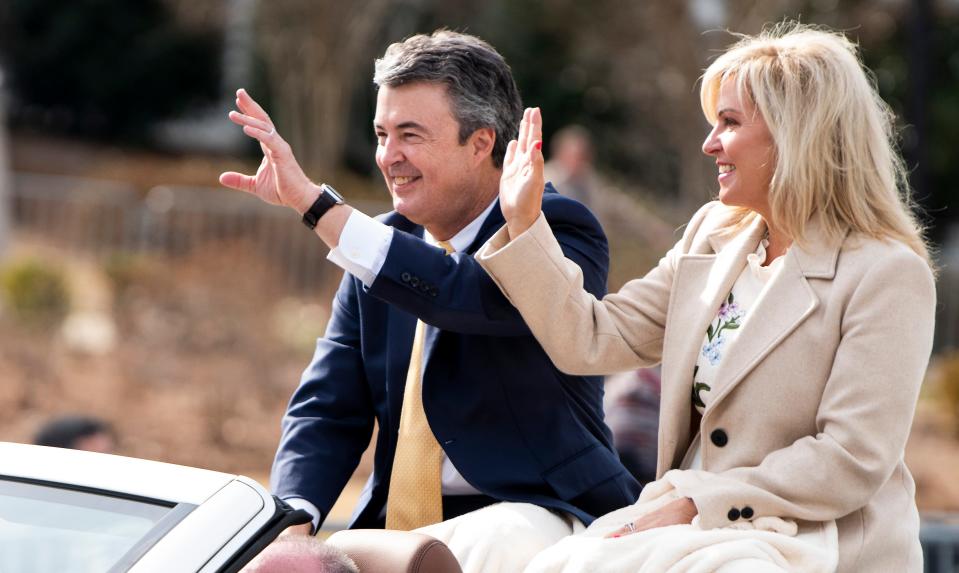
[415,502,584,573]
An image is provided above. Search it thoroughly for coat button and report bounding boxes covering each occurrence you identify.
[430,287,439,297]
[410,276,420,287]
[727,508,740,521]
[741,506,754,519]
[401,272,411,283]
[710,429,728,447]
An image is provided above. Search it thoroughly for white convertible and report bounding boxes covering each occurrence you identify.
[0,441,310,572]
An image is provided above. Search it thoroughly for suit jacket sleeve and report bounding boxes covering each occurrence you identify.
[476,202,716,374]
[270,271,375,522]
[367,196,609,336]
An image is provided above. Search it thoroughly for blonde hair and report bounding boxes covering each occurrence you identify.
[700,22,932,265]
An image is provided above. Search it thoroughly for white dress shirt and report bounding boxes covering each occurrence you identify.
[288,199,498,528]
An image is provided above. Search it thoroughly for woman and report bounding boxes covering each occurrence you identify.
[477,24,935,572]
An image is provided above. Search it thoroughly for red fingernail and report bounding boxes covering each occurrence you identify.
[534,141,542,151]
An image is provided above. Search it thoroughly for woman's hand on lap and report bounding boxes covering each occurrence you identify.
[606,497,699,538]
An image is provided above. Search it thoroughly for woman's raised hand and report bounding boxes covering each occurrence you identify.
[219,89,317,214]
[500,107,546,240]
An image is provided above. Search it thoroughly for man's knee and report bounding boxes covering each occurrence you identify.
[442,502,575,548]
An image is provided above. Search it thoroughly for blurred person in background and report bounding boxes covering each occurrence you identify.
[544,125,599,210]
[220,30,641,571]
[33,414,116,454]
[603,367,660,486]
[478,23,935,571]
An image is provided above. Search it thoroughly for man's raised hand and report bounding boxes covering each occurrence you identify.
[219,88,317,214]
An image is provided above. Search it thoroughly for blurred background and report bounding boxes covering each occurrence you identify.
[0,0,957,532]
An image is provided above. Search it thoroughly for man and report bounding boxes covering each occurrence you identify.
[220,31,640,570]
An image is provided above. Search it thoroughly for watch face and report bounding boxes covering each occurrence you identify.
[321,184,344,203]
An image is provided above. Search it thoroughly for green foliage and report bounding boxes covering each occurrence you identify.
[1,0,220,139]
[0,260,70,325]
[103,253,153,300]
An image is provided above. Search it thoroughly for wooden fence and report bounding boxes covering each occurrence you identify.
[9,171,391,294]
[8,170,959,353]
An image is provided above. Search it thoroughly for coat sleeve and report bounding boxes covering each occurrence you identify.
[476,202,716,375]
[269,271,375,523]
[366,196,609,336]
[670,246,936,528]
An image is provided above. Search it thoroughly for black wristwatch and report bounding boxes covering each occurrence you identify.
[301,183,344,230]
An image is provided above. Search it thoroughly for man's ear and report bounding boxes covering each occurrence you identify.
[468,127,496,166]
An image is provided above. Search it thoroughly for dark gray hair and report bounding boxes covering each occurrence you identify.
[373,30,523,168]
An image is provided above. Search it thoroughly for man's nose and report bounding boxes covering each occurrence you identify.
[379,137,405,165]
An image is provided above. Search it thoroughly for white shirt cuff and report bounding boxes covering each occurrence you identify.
[327,210,394,287]
[284,497,323,533]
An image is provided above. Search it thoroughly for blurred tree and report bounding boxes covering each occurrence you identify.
[366,0,804,210]
[256,0,394,179]
[0,0,220,140]
[783,0,958,236]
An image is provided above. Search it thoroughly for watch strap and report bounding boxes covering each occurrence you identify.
[301,184,343,230]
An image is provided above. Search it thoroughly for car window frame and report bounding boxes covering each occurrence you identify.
[0,474,198,572]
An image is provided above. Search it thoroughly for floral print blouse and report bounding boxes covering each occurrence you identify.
[682,238,785,470]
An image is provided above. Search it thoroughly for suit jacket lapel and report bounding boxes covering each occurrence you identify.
[466,199,506,255]
[386,306,418,418]
[383,216,423,419]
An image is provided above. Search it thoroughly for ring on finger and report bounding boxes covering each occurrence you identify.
[267,127,276,136]
[623,522,636,533]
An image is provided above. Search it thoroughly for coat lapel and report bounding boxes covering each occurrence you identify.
[702,215,843,420]
[657,215,767,473]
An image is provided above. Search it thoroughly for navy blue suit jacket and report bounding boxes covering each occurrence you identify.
[271,188,641,527]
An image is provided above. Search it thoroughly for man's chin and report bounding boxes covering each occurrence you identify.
[392,200,421,223]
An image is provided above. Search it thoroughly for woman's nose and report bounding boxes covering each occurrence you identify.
[702,128,721,156]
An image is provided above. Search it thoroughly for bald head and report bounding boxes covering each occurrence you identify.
[242,536,358,573]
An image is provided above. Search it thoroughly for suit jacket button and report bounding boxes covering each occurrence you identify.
[430,287,439,297]
[410,276,420,287]
[710,429,728,447]
[727,508,740,521]
[401,272,411,283]
[420,283,430,292]
[741,506,754,519]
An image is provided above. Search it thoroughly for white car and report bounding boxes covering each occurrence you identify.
[0,441,310,572]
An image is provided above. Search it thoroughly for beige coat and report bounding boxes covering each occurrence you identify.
[476,201,936,572]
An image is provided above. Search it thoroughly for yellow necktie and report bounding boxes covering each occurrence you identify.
[386,240,454,530]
